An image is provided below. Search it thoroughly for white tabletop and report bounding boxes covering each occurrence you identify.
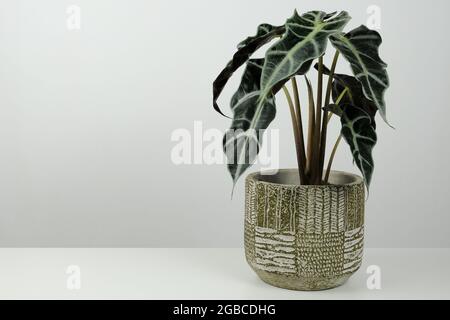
[0,248,448,299]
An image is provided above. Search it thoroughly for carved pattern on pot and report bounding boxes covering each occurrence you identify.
[244,170,365,290]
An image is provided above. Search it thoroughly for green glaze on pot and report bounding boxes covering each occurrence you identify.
[244,169,365,291]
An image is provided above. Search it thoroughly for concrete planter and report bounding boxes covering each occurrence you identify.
[244,169,365,291]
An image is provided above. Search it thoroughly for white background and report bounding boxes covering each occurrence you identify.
[0,0,449,247]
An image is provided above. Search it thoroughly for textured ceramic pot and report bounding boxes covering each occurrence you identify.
[244,169,365,291]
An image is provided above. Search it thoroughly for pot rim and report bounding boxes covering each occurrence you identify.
[247,169,363,187]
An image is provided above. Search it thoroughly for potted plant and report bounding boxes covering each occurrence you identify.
[212,10,389,290]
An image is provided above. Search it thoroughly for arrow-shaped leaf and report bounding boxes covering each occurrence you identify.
[259,10,350,99]
[213,24,285,117]
[332,74,377,122]
[330,25,389,123]
[340,105,377,188]
[315,63,377,121]
[223,59,276,185]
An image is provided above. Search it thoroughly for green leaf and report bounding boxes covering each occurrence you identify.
[259,10,350,100]
[332,74,377,119]
[314,62,377,124]
[237,24,283,49]
[340,105,377,188]
[213,24,285,117]
[330,25,390,123]
[223,59,276,185]
[316,63,378,187]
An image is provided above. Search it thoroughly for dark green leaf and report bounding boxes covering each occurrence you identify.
[213,24,285,117]
[330,25,389,123]
[332,74,377,126]
[259,10,350,100]
[340,105,377,188]
[314,62,377,124]
[237,24,283,49]
[223,59,276,185]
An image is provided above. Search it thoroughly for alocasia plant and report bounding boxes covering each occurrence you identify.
[213,10,390,189]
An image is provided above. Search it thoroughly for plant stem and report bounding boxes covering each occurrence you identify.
[313,56,324,184]
[305,76,315,179]
[291,77,307,183]
[324,87,350,183]
[282,85,306,184]
[318,52,340,183]
[324,134,342,183]
[325,51,340,105]
[326,87,349,124]
[335,86,349,105]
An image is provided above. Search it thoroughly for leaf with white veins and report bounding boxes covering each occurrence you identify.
[223,59,276,185]
[237,24,284,49]
[259,10,350,100]
[330,25,389,123]
[315,62,378,125]
[340,105,377,188]
[213,24,285,117]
